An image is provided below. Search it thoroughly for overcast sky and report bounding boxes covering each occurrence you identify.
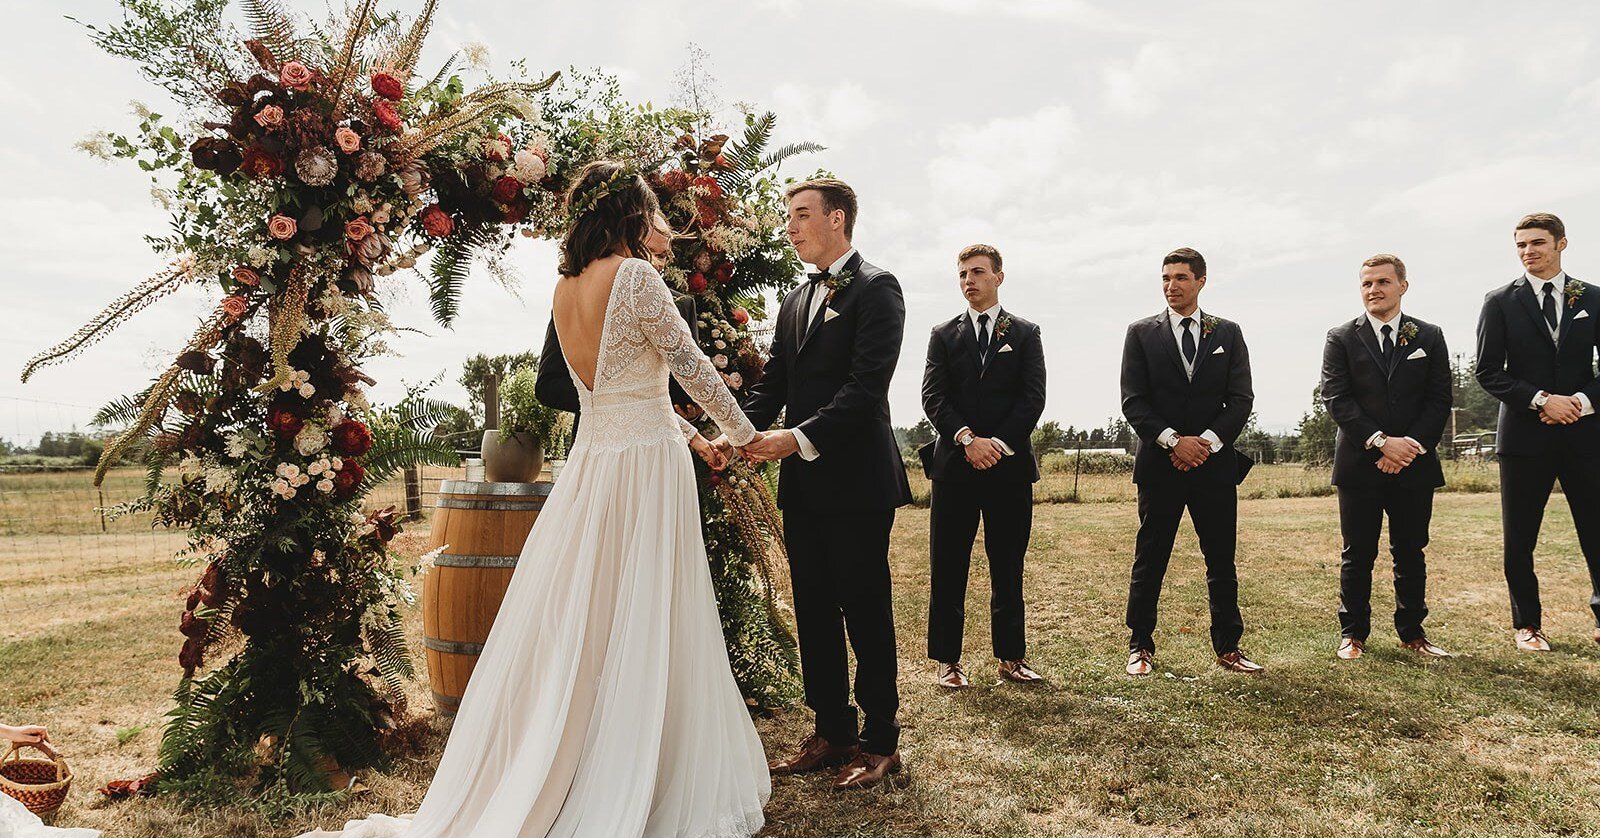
[6,1,1600,445]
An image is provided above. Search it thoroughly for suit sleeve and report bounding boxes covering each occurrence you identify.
[741,294,791,432]
[997,325,1047,448]
[1211,324,1254,445]
[1120,324,1169,441]
[534,317,580,413]
[1405,327,1453,450]
[1475,293,1540,410]
[921,327,966,440]
[1319,328,1381,447]
[1586,299,1600,407]
[794,274,906,454]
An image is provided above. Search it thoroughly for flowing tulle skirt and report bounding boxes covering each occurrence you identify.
[300,436,769,837]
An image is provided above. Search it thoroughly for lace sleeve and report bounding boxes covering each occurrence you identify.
[626,261,758,446]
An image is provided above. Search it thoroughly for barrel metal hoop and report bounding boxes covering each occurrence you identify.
[423,636,485,655]
[431,691,461,714]
[433,553,520,568]
[434,498,546,511]
[437,480,554,497]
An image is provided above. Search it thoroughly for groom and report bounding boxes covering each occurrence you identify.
[728,177,911,790]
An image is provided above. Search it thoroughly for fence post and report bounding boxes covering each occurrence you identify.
[484,373,500,432]
[403,466,422,521]
[1072,443,1083,502]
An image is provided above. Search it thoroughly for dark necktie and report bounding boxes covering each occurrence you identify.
[1180,317,1197,364]
[1381,323,1394,364]
[976,313,991,361]
[1542,284,1559,334]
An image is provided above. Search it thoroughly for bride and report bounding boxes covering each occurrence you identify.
[300,161,770,837]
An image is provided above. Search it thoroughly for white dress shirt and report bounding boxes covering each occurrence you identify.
[788,248,858,461]
[1359,309,1427,454]
[1157,308,1222,453]
[952,302,1015,457]
[1524,271,1595,416]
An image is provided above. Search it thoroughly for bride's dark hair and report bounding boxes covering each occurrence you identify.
[557,161,661,277]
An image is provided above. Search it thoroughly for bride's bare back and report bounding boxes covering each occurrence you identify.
[551,254,626,392]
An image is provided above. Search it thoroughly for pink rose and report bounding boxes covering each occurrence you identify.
[254,104,285,129]
[222,295,249,321]
[232,266,260,287]
[344,216,374,242]
[279,61,313,91]
[334,126,362,153]
[267,214,297,240]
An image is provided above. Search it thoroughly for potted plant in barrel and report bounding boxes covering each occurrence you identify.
[482,365,570,483]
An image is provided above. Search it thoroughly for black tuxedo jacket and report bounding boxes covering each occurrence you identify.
[1321,313,1451,489]
[918,309,1046,483]
[742,251,912,510]
[1120,310,1254,486]
[535,294,699,415]
[1475,275,1600,456]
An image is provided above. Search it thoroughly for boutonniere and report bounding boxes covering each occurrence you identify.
[1398,320,1419,346]
[823,269,854,305]
[1568,278,1585,308]
[1200,314,1220,338]
[994,313,1013,340]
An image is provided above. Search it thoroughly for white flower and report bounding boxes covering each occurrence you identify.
[246,245,275,267]
[74,132,115,160]
[275,463,300,479]
[177,455,203,476]
[714,340,726,350]
[710,329,722,338]
[510,149,547,184]
[294,425,330,457]
[326,404,345,425]
[224,433,250,459]
[463,41,491,68]
[308,460,326,476]
[345,388,371,412]
[317,479,335,493]
[712,354,729,369]
[298,382,316,399]
[331,456,344,470]
[726,372,743,388]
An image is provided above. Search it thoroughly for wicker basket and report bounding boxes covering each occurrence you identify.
[0,742,72,817]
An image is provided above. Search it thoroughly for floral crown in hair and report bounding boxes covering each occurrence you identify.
[566,165,641,222]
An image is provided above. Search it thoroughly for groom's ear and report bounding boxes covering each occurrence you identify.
[994,271,1005,286]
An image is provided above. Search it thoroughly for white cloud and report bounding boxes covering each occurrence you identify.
[1102,42,1188,117]
[767,82,885,145]
[1376,155,1600,228]
[926,105,1076,208]
[882,0,1129,28]
[1375,37,1470,100]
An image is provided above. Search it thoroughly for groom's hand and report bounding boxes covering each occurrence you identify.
[742,429,799,462]
[963,438,1003,470]
[1172,436,1212,469]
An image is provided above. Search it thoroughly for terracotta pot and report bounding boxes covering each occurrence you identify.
[480,430,544,483]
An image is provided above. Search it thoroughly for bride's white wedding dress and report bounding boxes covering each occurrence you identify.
[300,257,768,837]
[0,792,100,838]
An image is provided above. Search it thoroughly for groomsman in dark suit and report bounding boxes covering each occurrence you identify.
[1320,254,1453,660]
[1475,213,1600,652]
[730,178,912,790]
[1119,248,1261,676]
[919,244,1047,689]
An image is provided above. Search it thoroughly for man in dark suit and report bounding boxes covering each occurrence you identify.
[1320,254,1453,661]
[919,243,1046,689]
[727,177,911,790]
[1119,247,1261,676]
[1475,212,1600,652]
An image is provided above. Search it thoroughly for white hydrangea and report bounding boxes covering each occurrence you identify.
[246,245,275,268]
[295,424,330,457]
[204,467,235,493]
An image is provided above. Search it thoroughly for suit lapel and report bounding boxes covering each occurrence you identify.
[955,313,983,378]
[1515,277,1557,346]
[1557,276,1579,349]
[1354,315,1385,375]
[1156,311,1187,380]
[1190,315,1219,377]
[1385,315,1412,378]
[798,251,863,354]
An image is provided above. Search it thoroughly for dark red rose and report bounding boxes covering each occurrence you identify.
[176,350,215,374]
[370,72,404,101]
[239,145,285,179]
[331,420,374,456]
[707,472,723,487]
[267,404,304,438]
[696,202,720,228]
[333,460,366,496]
[713,262,735,284]
[372,100,403,133]
[660,169,690,193]
[179,636,205,673]
[492,175,524,204]
[420,204,454,237]
[692,175,723,200]
[687,272,709,294]
[502,197,530,224]
[190,137,243,175]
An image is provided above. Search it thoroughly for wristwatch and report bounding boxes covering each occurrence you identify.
[1372,433,1389,449]
[957,430,976,447]
[1533,391,1551,409]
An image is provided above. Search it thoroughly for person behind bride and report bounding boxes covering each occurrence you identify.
[298,161,771,837]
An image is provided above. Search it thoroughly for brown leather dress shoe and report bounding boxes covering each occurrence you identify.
[1337,638,1364,660]
[1401,637,1453,658]
[1515,627,1551,652]
[998,660,1042,683]
[936,661,969,689]
[1216,649,1264,673]
[768,734,859,775]
[1126,649,1154,676]
[832,750,902,791]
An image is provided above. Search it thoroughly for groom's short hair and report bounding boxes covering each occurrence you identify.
[958,244,1002,271]
[1162,247,1207,279]
[1517,212,1566,241]
[785,178,858,238]
[1361,253,1407,282]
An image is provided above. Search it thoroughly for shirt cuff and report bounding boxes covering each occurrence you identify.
[1580,393,1596,417]
[1200,429,1223,453]
[1531,392,1544,410]
[1157,428,1179,449]
[1403,436,1427,455]
[790,427,820,461]
[993,438,1015,456]
[1365,431,1384,450]
[954,426,972,443]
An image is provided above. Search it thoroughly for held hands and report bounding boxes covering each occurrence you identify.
[1169,436,1213,471]
[690,433,730,470]
[740,429,799,463]
[964,437,1004,470]
[1540,394,1584,425]
[1376,436,1424,474]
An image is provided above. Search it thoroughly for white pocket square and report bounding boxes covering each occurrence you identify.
[1407,347,1427,360]
[823,307,840,322]
[1577,310,1592,320]
[1211,345,1225,355]
[997,343,1014,353]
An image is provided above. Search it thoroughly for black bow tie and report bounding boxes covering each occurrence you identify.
[807,271,831,284]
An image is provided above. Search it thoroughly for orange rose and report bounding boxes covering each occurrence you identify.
[231,266,260,287]
[344,216,374,242]
[334,126,362,153]
[222,295,250,321]
[266,214,297,240]
[279,61,313,91]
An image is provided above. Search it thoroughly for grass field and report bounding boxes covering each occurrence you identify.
[5,468,1600,836]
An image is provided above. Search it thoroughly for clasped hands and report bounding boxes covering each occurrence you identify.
[1168,435,1213,472]
[1375,436,1424,474]
[1539,394,1585,425]
[689,429,800,470]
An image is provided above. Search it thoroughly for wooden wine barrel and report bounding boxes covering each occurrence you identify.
[422,480,552,716]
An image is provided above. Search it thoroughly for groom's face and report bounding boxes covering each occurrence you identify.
[1515,226,1566,278]
[786,190,845,266]
[1161,263,1205,314]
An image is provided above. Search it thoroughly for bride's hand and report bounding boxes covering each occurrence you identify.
[735,430,766,462]
[691,434,729,470]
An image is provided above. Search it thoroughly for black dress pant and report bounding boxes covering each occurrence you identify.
[1499,452,1600,629]
[927,478,1033,663]
[1336,483,1433,642]
[1125,478,1244,655]
[783,507,900,756]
